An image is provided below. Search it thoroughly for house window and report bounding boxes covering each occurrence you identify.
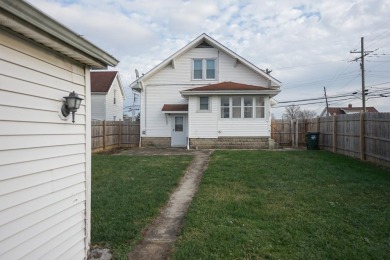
[232,96,241,118]
[199,96,209,110]
[220,96,266,119]
[255,96,265,118]
[244,97,253,118]
[206,59,215,79]
[193,59,203,79]
[114,90,116,104]
[193,59,216,80]
[220,96,230,118]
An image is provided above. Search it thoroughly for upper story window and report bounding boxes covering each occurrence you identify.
[220,96,265,119]
[199,96,209,111]
[114,90,116,104]
[193,59,216,80]
[193,59,203,79]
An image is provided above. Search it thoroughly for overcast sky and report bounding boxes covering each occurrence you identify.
[28,0,390,118]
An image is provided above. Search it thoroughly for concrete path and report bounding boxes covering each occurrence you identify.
[125,148,212,260]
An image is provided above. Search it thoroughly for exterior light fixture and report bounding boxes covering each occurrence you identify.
[61,91,83,123]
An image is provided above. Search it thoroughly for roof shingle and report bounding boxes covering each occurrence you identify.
[91,71,117,92]
[162,104,188,112]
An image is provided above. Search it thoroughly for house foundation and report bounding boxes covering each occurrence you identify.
[141,137,171,147]
[189,137,270,149]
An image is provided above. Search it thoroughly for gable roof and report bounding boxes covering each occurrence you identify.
[321,105,378,116]
[130,33,281,88]
[0,0,118,69]
[91,71,118,92]
[91,71,126,99]
[181,81,280,96]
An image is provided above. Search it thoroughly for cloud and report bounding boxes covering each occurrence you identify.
[28,0,390,116]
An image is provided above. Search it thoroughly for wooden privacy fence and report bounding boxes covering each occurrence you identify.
[92,120,140,152]
[271,118,319,147]
[271,113,390,167]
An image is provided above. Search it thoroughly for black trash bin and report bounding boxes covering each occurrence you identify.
[306,132,320,150]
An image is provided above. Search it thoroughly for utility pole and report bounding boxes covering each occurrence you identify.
[324,87,330,116]
[350,37,373,112]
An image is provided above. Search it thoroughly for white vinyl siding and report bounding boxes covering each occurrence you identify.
[146,47,269,86]
[0,27,89,259]
[141,42,274,141]
[105,77,124,121]
[188,95,270,138]
[92,76,124,121]
[189,96,218,138]
[217,119,270,137]
[91,94,106,120]
[140,85,189,137]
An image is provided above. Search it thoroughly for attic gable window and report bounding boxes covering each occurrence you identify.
[192,59,216,80]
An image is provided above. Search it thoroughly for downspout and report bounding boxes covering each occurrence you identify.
[138,81,146,147]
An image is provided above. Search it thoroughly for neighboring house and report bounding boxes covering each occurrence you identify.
[0,1,118,259]
[131,33,281,149]
[91,71,126,121]
[320,104,378,116]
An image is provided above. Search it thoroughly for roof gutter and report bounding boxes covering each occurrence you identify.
[180,90,281,97]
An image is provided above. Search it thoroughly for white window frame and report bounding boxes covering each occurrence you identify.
[192,58,217,80]
[220,96,230,118]
[220,96,266,119]
[193,59,203,80]
[198,96,211,112]
[255,96,265,118]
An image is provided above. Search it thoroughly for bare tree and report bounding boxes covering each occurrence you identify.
[298,109,317,119]
[283,104,301,119]
[283,105,317,120]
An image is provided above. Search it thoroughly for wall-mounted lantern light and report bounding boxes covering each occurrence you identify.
[61,91,83,123]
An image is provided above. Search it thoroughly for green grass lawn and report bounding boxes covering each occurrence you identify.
[91,154,192,259]
[172,150,390,260]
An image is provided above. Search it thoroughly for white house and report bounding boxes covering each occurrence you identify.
[131,34,281,149]
[0,1,118,259]
[91,71,126,121]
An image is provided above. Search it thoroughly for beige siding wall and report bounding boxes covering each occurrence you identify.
[0,28,89,259]
[141,85,189,137]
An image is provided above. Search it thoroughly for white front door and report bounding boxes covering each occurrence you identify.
[171,115,187,147]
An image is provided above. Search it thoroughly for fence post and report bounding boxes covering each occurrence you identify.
[316,117,320,132]
[103,120,106,150]
[118,121,122,148]
[291,119,294,146]
[333,115,337,153]
[360,112,365,160]
[295,119,299,147]
[317,117,321,149]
